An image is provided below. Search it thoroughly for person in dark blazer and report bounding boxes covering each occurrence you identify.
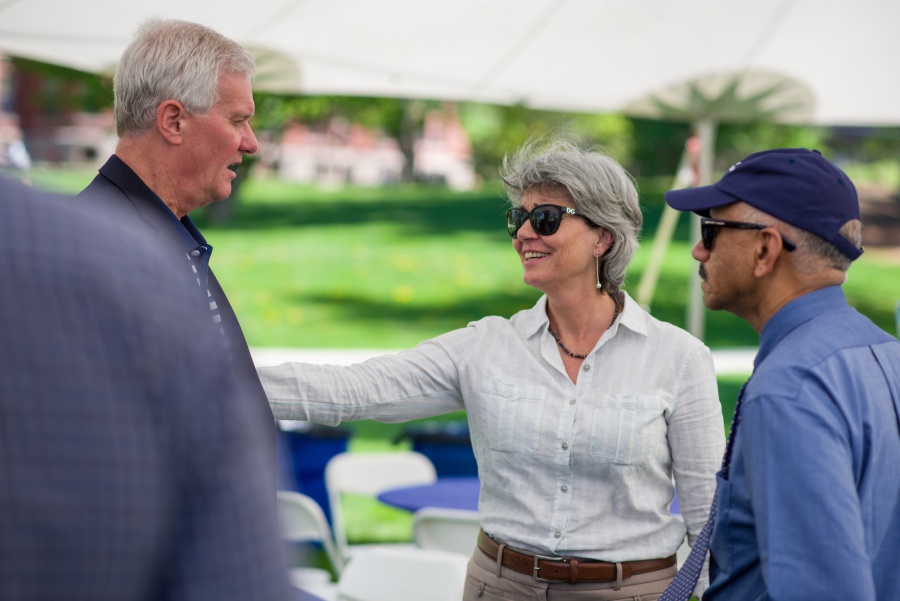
[0,175,292,600]
[77,18,273,443]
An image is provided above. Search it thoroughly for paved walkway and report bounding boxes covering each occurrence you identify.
[251,346,757,376]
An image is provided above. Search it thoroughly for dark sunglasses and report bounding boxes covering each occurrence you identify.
[700,217,797,251]
[506,204,597,239]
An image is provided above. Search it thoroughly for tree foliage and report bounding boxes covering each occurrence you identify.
[715,121,830,168]
[458,103,634,181]
[10,57,112,114]
[252,94,441,181]
[7,55,898,191]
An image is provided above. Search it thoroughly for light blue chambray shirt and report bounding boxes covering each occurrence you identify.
[705,286,900,601]
[260,291,724,564]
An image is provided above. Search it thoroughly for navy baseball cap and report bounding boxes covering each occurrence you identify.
[665,148,863,260]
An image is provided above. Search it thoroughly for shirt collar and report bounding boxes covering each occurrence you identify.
[102,155,209,254]
[180,214,210,251]
[520,290,649,339]
[755,285,849,369]
[616,290,648,337]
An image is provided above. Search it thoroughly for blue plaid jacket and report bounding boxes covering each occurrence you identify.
[0,176,292,600]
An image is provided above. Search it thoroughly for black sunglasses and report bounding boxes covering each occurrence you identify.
[506,204,598,239]
[700,217,797,251]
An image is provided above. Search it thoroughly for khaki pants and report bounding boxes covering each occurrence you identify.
[463,544,676,601]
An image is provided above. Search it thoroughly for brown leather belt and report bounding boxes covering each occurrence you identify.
[477,529,676,584]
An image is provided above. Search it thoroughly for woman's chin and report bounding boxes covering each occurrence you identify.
[522,274,547,292]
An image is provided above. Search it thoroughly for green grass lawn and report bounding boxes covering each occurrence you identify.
[28,166,898,436]
[28,166,899,347]
[29,166,897,450]
[28,166,899,547]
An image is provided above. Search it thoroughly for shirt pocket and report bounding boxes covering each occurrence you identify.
[480,377,547,454]
[588,394,665,466]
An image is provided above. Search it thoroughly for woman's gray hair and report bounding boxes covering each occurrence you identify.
[114,19,255,137]
[500,137,642,295]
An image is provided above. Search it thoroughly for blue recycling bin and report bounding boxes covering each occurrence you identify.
[396,420,478,477]
[278,423,352,523]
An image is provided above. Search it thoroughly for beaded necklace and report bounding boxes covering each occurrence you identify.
[548,299,620,359]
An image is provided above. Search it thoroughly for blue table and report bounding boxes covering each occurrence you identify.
[377,476,480,512]
[379,476,681,516]
[669,493,680,515]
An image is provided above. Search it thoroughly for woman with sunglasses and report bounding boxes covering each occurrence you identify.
[259,137,724,601]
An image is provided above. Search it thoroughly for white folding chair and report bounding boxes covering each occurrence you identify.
[325,451,437,558]
[277,490,345,600]
[412,507,480,557]
[336,547,469,601]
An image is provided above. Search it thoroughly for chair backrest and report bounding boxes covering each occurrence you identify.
[276,490,345,575]
[412,507,481,556]
[325,452,437,556]
[336,547,469,601]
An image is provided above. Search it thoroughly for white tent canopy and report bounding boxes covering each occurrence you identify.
[2,0,899,126]
[2,0,896,336]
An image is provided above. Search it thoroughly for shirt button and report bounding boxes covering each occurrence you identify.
[569,399,576,405]
[190,249,201,257]
[561,485,568,493]
[554,531,561,538]
[561,442,568,450]
[583,364,591,371]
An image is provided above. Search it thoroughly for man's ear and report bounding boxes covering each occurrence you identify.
[752,228,787,278]
[157,100,186,145]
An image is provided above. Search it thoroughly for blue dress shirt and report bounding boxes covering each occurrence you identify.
[705,286,900,600]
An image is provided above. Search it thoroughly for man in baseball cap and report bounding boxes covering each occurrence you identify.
[658,148,900,601]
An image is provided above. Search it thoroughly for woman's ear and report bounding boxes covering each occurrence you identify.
[595,228,614,256]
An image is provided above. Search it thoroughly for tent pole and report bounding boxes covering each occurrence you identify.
[687,118,717,340]
[634,140,697,310]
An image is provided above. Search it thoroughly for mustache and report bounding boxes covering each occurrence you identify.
[699,264,708,280]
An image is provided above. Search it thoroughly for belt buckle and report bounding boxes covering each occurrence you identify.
[533,554,566,583]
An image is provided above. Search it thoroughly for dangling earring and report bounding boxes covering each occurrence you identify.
[595,252,602,290]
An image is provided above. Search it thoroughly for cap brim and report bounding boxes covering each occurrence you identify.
[664,184,738,216]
